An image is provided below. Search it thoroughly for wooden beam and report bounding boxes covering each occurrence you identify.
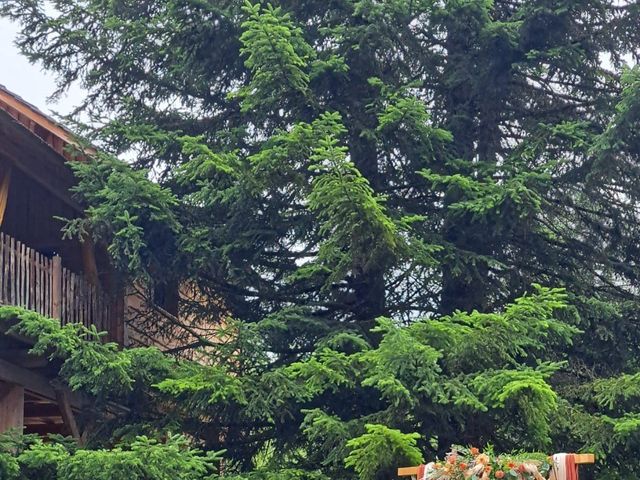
[398,467,419,477]
[0,358,56,400]
[0,89,77,148]
[25,424,68,436]
[0,358,84,409]
[51,255,62,319]
[54,386,81,442]
[573,453,596,464]
[25,419,65,427]
[81,235,100,287]
[0,382,24,433]
[0,349,49,369]
[24,402,63,418]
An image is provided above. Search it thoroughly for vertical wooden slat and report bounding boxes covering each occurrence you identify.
[5,234,9,306]
[17,241,21,306]
[33,251,38,313]
[66,269,71,324]
[3,234,6,304]
[59,267,64,323]
[75,274,78,324]
[26,246,31,309]
[61,268,67,324]
[78,274,82,326]
[18,241,22,307]
[43,254,47,316]
[0,233,5,304]
[14,239,19,306]
[69,272,74,324]
[89,284,95,330]
[31,248,36,311]
[51,255,62,320]
[45,256,51,317]
[80,275,84,326]
[38,252,43,314]
[13,238,18,306]
[22,243,27,308]
[0,232,117,339]
[9,236,15,305]
[79,275,84,327]
[2,233,6,305]
[19,240,23,306]
[3,233,7,305]
[67,270,71,324]
[87,284,92,329]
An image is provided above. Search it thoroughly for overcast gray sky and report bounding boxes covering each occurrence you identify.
[0,17,84,116]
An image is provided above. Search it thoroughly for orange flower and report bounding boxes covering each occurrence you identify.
[517,464,526,473]
[447,454,458,464]
[507,462,516,469]
[477,454,490,465]
[459,462,468,470]
[484,466,492,473]
[495,471,505,479]
[470,447,480,456]
[435,463,442,470]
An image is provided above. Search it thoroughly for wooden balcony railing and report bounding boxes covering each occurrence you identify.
[0,232,112,333]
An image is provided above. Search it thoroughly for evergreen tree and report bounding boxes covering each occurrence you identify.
[3,0,640,477]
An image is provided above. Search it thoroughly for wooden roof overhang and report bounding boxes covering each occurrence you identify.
[0,109,82,212]
[0,85,85,161]
[0,86,87,213]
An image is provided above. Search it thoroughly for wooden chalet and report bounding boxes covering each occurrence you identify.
[0,85,125,437]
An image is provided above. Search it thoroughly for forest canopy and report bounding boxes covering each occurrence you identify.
[3,0,640,478]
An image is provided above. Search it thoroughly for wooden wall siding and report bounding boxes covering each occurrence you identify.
[0,232,112,335]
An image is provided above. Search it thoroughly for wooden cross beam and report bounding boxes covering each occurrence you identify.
[398,454,595,477]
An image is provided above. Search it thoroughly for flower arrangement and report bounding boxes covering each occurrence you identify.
[423,446,553,480]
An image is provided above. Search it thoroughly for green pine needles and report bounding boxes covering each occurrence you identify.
[0,285,577,478]
[3,0,640,477]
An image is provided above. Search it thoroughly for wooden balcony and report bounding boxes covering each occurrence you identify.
[0,232,114,335]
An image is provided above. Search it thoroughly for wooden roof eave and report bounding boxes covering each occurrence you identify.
[0,87,79,148]
[0,109,83,213]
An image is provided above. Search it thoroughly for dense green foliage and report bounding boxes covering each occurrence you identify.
[0,288,577,479]
[0,430,221,480]
[3,0,640,478]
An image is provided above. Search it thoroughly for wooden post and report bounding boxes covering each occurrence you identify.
[80,234,100,287]
[51,255,62,319]
[112,290,125,346]
[54,385,81,443]
[0,382,24,434]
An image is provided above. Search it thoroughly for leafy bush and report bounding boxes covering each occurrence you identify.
[0,433,220,480]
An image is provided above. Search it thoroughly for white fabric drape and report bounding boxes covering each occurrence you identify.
[550,453,579,480]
